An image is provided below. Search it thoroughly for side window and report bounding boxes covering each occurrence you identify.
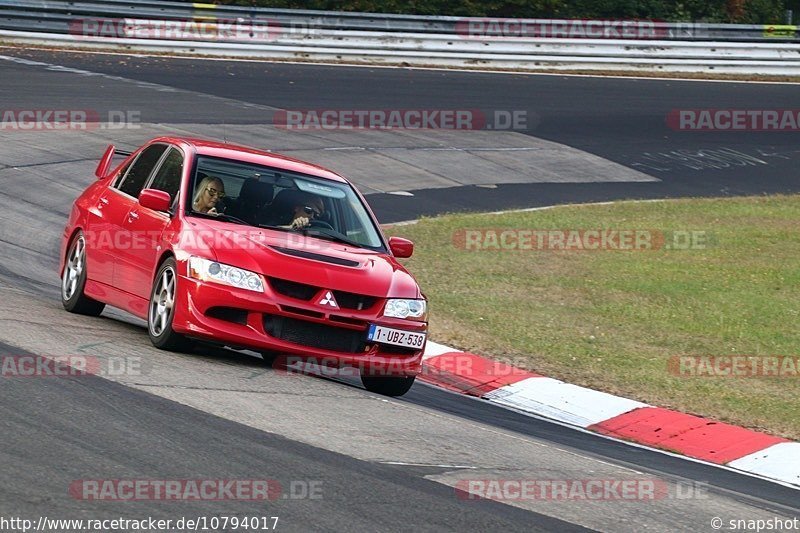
[111,159,133,188]
[117,144,168,198]
[148,148,183,205]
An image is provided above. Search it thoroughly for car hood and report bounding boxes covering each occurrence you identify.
[183,218,421,299]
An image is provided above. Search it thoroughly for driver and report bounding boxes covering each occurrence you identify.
[288,194,325,229]
[259,189,326,230]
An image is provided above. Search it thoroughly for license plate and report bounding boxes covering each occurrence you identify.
[367,325,426,349]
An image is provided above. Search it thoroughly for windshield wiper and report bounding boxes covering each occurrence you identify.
[192,211,249,225]
[300,228,367,249]
[257,223,292,233]
[257,224,379,250]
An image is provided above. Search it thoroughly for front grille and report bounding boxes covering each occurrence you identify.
[263,315,367,353]
[333,291,377,311]
[268,277,317,301]
[268,277,378,310]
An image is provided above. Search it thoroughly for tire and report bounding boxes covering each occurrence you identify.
[259,350,279,366]
[61,231,105,316]
[361,374,416,397]
[148,257,189,351]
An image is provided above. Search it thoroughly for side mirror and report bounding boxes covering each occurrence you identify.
[388,236,414,258]
[139,189,172,212]
[95,145,115,179]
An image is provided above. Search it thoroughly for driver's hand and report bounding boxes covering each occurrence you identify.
[207,207,219,216]
[290,216,310,229]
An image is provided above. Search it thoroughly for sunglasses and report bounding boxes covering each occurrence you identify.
[206,187,225,198]
[302,205,322,218]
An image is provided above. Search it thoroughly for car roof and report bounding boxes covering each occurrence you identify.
[153,136,348,184]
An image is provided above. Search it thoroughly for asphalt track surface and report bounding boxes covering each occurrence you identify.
[0,341,577,533]
[0,48,798,532]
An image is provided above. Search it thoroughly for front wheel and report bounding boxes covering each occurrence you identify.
[148,258,189,351]
[361,374,416,397]
[61,232,105,316]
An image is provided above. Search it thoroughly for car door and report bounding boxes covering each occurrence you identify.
[84,157,134,286]
[115,146,184,301]
[105,143,169,295]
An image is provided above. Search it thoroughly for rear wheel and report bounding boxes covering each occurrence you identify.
[361,374,416,397]
[61,232,105,316]
[148,258,189,351]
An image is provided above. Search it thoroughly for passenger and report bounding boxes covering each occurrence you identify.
[192,175,225,215]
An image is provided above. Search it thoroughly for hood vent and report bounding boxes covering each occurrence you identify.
[269,245,360,267]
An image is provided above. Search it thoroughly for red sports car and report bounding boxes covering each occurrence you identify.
[60,137,427,396]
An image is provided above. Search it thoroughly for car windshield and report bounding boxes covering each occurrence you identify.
[187,155,385,250]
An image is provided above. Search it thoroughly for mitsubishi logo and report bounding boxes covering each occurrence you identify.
[318,291,339,309]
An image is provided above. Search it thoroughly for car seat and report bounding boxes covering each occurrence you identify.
[230,178,273,223]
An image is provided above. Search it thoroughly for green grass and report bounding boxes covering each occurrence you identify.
[386,195,800,439]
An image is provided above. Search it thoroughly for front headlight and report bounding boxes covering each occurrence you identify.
[188,257,264,293]
[383,298,427,321]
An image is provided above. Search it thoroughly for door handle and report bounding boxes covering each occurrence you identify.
[128,211,139,222]
[98,197,109,209]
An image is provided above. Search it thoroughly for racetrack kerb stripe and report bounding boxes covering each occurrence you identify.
[420,352,539,396]
[588,407,790,464]
[421,341,799,487]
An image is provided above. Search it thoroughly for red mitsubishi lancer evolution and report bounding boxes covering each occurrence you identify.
[60,137,427,396]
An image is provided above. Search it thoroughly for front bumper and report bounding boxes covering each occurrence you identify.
[171,275,426,377]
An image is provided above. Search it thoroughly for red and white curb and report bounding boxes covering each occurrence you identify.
[421,341,800,489]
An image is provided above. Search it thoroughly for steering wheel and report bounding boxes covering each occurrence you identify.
[309,219,335,231]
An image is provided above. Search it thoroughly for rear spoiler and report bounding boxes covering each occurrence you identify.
[96,145,134,179]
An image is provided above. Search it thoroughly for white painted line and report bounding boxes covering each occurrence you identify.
[380,461,478,469]
[382,198,674,226]
[484,377,649,428]
[727,442,800,486]
[423,340,460,359]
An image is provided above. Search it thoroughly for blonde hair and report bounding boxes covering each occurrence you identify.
[192,175,224,207]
